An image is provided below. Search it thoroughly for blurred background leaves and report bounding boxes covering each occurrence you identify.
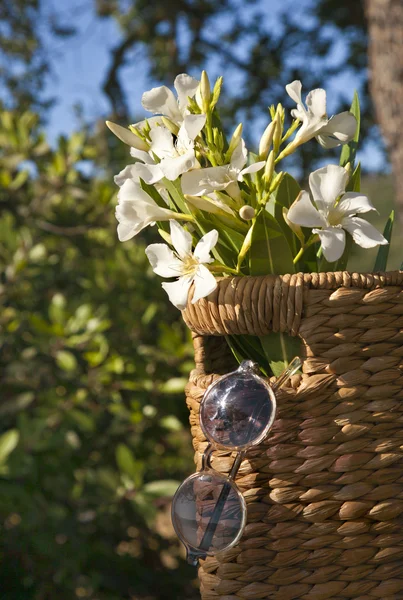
[0,0,401,598]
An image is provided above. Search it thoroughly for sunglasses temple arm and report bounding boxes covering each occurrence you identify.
[197,450,245,556]
[271,356,302,392]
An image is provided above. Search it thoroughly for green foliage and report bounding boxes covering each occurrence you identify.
[249,208,295,276]
[340,91,361,168]
[374,210,394,272]
[0,108,198,599]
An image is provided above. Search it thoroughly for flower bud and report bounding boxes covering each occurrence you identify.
[106,121,148,151]
[259,121,276,158]
[263,150,275,182]
[210,76,223,110]
[200,71,211,112]
[225,123,243,161]
[161,116,179,136]
[272,110,283,154]
[269,171,284,193]
[282,206,304,242]
[239,205,256,221]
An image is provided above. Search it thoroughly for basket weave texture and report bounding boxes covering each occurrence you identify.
[182,271,403,600]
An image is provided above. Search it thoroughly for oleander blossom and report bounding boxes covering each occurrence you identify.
[115,180,178,241]
[141,73,200,126]
[149,114,206,181]
[287,164,388,262]
[286,80,357,149]
[145,220,218,310]
[181,139,265,200]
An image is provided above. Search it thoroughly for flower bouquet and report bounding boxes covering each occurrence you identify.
[106,71,392,376]
[107,74,403,600]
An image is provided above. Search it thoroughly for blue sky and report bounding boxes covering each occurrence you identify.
[40,0,385,171]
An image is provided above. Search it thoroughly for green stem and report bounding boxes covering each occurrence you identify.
[210,264,242,276]
[293,246,305,264]
[174,213,196,222]
[293,235,319,264]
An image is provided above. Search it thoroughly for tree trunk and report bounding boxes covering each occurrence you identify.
[365,0,403,225]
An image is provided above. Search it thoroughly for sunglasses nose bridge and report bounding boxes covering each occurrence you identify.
[201,443,214,471]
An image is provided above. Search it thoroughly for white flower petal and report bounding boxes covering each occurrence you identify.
[317,111,357,147]
[239,161,266,179]
[105,121,148,151]
[118,179,152,203]
[130,147,153,163]
[117,221,140,242]
[230,139,247,172]
[192,264,217,303]
[291,108,305,121]
[170,220,193,259]
[115,163,164,186]
[193,230,218,263]
[174,74,200,113]
[315,134,343,149]
[182,113,206,141]
[116,181,177,240]
[142,86,182,122]
[162,276,192,310]
[133,162,164,184]
[145,243,183,277]
[114,165,138,187]
[306,88,327,118]
[160,149,196,181]
[150,127,175,159]
[181,169,208,196]
[337,192,376,216]
[287,191,327,228]
[343,216,388,249]
[309,164,348,210]
[181,166,230,196]
[115,202,153,240]
[285,80,303,106]
[313,227,346,262]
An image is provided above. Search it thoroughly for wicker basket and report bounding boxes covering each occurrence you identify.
[182,271,403,600]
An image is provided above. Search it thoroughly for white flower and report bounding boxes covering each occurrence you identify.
[149,114,206,181]
[145,220,218,310]
[116,179,178,242]
[142,74,200,126]
[105,121,149,151]
[285,80,357,149]
[287,164,388,262]
[181,139,265,199]
[114,147,164,187]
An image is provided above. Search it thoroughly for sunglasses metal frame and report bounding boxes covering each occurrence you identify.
[171,358,301,565]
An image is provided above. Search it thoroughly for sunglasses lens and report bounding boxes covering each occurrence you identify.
[172,471,246,556]
[200,362,276,449]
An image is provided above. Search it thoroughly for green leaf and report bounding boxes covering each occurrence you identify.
[374,210,394,272]
[142,479,180,498]
[0,430,19,463]
[339,91,360,168]
[159,415,183,431]
[225,335,270,375]
[69,409,95,432]
[260,332,302,377]
[116,443,141,483]
[158,378,187,394]
[347,162,361,192]
[250,207,295,276]
[56,350,77,371]
[269,173,301,257]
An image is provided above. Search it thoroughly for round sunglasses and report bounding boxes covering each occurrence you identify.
[171,357,301,565]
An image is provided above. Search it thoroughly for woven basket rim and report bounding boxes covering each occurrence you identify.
[182,270,403,337]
